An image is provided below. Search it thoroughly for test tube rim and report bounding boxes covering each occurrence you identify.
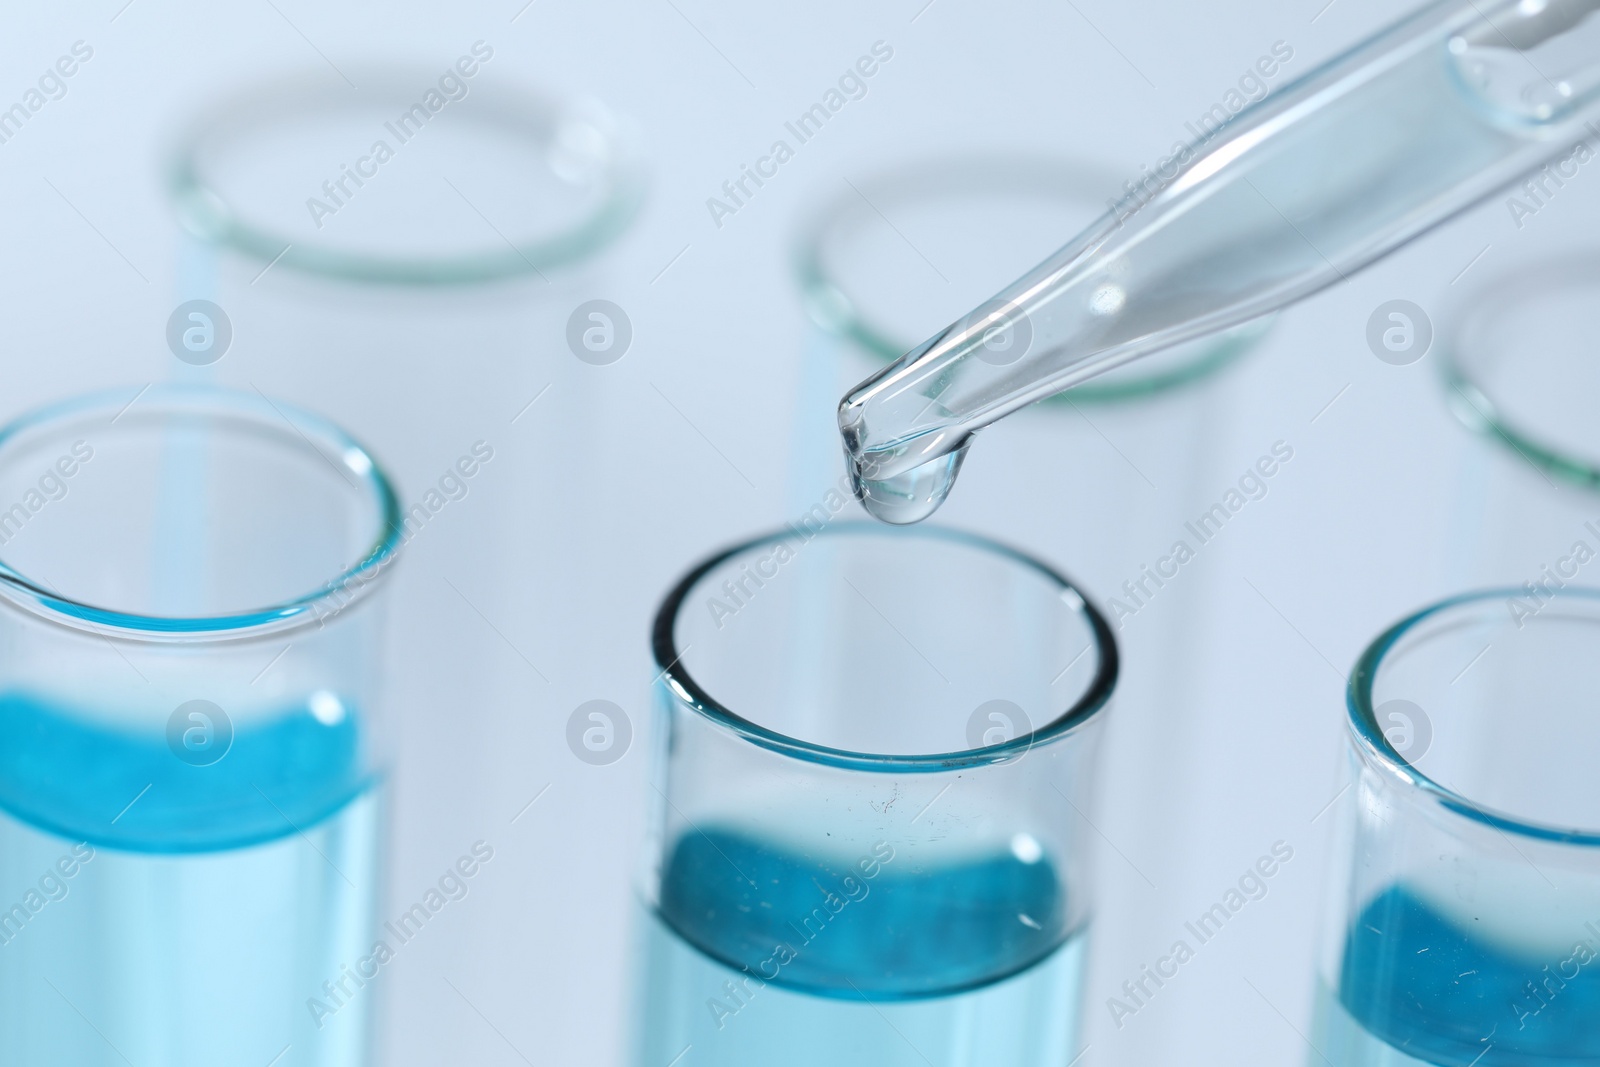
[792,152,1274,405]
[0,384,404,643]
[651,522,1118,773]
[1347,585,1600,845]
[1438,250,1600,490]
[165,67,647,286]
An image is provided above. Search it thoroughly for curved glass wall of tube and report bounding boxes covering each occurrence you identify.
[0,386,402,1066]
[1313,588,1600,1066]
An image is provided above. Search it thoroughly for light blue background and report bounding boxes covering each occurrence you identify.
[2,1,1595,1064]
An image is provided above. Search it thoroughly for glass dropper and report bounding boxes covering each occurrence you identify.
[839,0,1600,523]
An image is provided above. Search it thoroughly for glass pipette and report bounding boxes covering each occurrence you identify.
[839,0,1600,523]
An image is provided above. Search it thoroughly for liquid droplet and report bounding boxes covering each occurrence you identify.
[848,443,969,525]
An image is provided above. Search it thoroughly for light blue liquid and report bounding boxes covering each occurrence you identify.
[0,692,379,1066]
[1313,885,1600,1066]
[635,826,1085,1067]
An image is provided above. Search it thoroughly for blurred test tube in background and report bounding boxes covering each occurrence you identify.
[1439,247,1600,595]
[163,59,646,622]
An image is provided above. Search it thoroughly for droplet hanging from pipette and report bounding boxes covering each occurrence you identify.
[847,438,969,525]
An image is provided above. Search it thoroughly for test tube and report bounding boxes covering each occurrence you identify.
[169,65,642,287]
[165,63,645,531]
[1438,249,1600,592]
[635,524,1115,1067]
[0,386,401,1066]
[1312,588,1600,1065]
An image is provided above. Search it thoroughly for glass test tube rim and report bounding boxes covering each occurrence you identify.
[1438,250,1600,490]
[792,152,1276,406]
[1347,585,1600,846]
[167,66,647,287]
[651,522,1118,774]
[0,384,404,644]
